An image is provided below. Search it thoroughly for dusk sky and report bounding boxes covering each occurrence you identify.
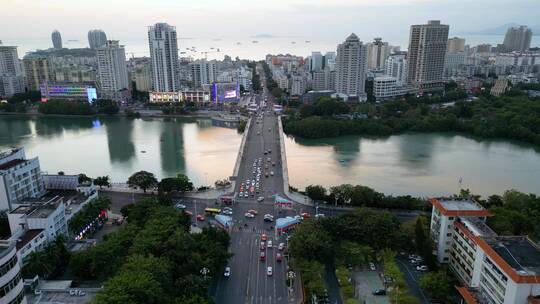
[2,0,539,41]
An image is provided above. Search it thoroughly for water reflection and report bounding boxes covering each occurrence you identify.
[0,116,33,147]
[395,133,436,173]
[34,116,94,139]
[160,118,187,177]
[103,117,136,164]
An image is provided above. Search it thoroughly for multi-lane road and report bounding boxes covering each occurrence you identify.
[212,66,298,304]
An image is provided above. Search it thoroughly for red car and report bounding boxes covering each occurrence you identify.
[260,251,266,261]
[300,212,311,219]
[196,214,205,221]
[184,211,193,216]
[276,253,283,262]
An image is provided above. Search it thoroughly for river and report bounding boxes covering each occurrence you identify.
[1,115,539,197]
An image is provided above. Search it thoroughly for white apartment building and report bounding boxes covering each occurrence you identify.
[0,241,26,304]
[373,76,408,101]
[445,52,467,77]
[429,198,540,304]
[96,40,129,97]
[408,20,449,91]
[8,197,68,242]
[385,53,408,85]
[0,46,24,98]
[148,23,180,92]
[366,38,392,70]
[290,75,306,96]
[335,33,368,100]
[190,60,218,88]
[0,148,45,211]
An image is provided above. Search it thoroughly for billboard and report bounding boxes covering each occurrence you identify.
[211,82,240,103]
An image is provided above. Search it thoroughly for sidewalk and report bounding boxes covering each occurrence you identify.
[100,183,232,200]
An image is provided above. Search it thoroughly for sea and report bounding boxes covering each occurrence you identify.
[2,34,540,61]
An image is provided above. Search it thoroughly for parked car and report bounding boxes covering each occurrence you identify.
[416,265,429,271]
[224,267,231,277]
[369,262,376,271]
[373,289,386,296]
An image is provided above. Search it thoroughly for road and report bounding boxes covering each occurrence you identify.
[212,64,298,304]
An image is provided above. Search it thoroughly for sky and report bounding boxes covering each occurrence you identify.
[1,0,539,58]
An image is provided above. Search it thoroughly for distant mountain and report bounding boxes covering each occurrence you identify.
[458,23,539,35]
[249,34,279,38]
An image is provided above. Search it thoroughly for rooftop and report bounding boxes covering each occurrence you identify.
[459,217,497,238]
[430,197,491,217]
[0,240,16,260]
[482,236,540,277]
[28,204,61,218]
[0,158,26,170]
[15,229,44,250]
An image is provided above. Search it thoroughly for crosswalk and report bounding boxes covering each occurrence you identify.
[231,227,267,234]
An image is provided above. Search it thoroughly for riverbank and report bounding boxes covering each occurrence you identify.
[0,109,220,119]
[283,95,540,146]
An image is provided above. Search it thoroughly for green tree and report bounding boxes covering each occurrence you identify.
[419,269,456,301]
[127,171,158,193]
[158,174,193,194]
[305,185,327,201]
[289,221,334,262]
[78,173,92,184]
[94,175,111,188]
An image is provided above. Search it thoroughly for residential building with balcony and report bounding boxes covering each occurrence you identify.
[0,240,26,304]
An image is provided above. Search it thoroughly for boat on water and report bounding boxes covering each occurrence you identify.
[252,40,258,43]
[305,40,311,43]
[236,42,242,45]
[291,41,296,44]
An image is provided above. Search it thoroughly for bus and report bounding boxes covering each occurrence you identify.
[204,208,221,215]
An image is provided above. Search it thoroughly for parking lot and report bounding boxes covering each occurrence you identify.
[353,270,390,304]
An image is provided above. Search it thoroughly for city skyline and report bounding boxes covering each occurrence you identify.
[1,0,539,43]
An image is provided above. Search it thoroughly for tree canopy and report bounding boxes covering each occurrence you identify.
[127,171,158,193]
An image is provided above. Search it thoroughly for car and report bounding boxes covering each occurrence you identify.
[300,212,311,219]
[416,265,429,271]
[268,149,271,154]
[267,266,273,276]
[278,242,285,251]
[196,214,205,221]
[224,267,231,277]
[276,253,283,262]
[315,213,325,218]
[222,210,233,215]
[372,289,386,296]
[260,242,265,250]
[272,162,276,166]
[260,251,266,261]
[267,240,273,248]
[369,262,376,271]
[261,234,267,241]
[184,210,193,216]
[248,209,258,215]
[245,212,255,218]
[175,203,186,209]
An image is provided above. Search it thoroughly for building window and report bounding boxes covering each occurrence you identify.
[0,272,22,297]
[0,255,18,276]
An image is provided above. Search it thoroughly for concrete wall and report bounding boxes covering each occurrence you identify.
[230,116,252,194]
[277,116,290,198]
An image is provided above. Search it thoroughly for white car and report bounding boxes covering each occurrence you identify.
[369,262,376,271]
[245,212,255,218]
[267,266,273,276]
[278,242,285,251]
[267,240,273,248]
[416,265,429,271]
[224,267,231,277]
[315,213,325,218]
[257,196,265,202]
